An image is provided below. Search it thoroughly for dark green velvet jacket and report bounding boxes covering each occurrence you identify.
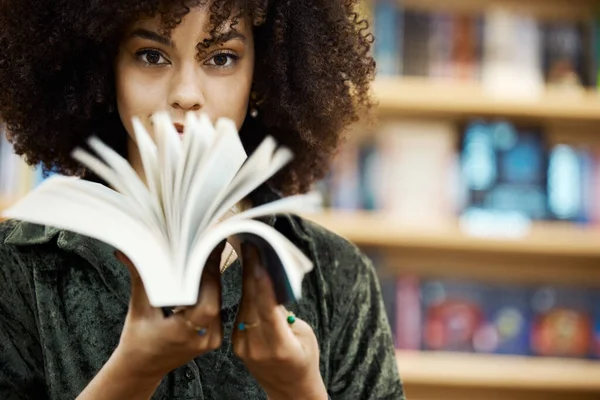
[0,206,404,399]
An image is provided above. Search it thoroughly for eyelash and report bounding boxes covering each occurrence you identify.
[135,49,169,66]
[204,50,240,69]
[135,49,240,69]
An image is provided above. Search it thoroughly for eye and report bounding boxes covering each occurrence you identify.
[204,51,240,68]
[136,49,169,66]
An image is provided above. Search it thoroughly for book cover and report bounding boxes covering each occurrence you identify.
[372,0,402,76]
[478,283,531,355]
[421,279,486,352]
[530,285,594,358]
[460,120,548,220]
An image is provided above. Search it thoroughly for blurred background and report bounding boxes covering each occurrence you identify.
[2,0,600,399]
[311,0,600,399]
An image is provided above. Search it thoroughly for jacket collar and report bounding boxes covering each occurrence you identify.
[4,220,83,248]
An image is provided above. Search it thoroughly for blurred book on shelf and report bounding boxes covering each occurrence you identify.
[323,119,458,228]
[370,254,600,361]
[370,0,597,96]
[318,117,600,238]
[0,127,46,205]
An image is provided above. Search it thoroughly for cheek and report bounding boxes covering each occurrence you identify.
[115,65,167,138]
[205,78,251,130]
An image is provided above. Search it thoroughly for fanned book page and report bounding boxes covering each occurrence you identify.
[2,112,322,307]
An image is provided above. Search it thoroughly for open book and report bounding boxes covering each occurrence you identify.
[2,112,322,307]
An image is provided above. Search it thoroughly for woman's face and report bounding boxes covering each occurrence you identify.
[115,6,255,145]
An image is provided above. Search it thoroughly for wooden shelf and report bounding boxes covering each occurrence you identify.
[395,350,600,392]
[373,77,600,122]
[398,0,597,21]
[304,211,600,258]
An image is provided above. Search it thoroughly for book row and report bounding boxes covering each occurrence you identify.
[372,0,597,95]
[377,268,600,359]
[318,118,600,228]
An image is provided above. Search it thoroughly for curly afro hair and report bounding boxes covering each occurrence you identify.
[0,0,375,195]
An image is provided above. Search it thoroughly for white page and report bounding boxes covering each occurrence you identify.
[184,218,313,305]
[132,118,162,211]
[215,192,320,279]
[172,112,202,243]
[2,178,178,306]
[71,149,131,198]
[178,118,246,264]
[190,118,248,232]
[177,114,215,213]
[173,114,215,251]
[153,112,183,245]
[197,135,277,230]
[60,177,147,219]
[14,176,165,240]
[74,139,165,233]
[29,175,143,218]
[67,153,162,237]
[177,128,223,253]
[227,191,322,223]
[201,141,294,231]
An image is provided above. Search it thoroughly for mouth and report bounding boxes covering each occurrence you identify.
[173,123,185,134]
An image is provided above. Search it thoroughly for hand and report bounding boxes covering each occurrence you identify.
[112,241,226,381]
[232,244,328,400]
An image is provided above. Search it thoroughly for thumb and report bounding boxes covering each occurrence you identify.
[203,240,228,279]
[115,250,152,316]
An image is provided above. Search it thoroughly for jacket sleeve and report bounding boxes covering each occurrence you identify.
[0,242,48,399]
[327,250,405,400]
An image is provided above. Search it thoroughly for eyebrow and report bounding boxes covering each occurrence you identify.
[211,30,246,44]
[130,29,173,47]
[129,27,247,49]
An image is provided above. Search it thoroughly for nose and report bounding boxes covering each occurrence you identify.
[168,65,204,112]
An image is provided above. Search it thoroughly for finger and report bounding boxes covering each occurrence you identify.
[289,318,313,339]
[162,309,222,353]
[281,307,311,338]
[279,310,315,357]
[238,244,300,360]
[115,250,153,317]
[186,240,226,331]
[245,247,303,347]
[251,246,281,321]
[244,244,281,324]
[263,303,298,347]
[238,242,261,324]
[233,242,265,354]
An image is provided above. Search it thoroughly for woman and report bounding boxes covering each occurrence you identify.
[0,1,404,399]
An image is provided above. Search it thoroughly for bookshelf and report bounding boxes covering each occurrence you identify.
[373,77,600,122]
[397,0,597,21]
[348,0,600,398]
[305,211,600,287]
[395,350,600,391]
[304,211,600,258]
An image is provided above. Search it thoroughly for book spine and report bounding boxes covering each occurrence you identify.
[372,0,401,76]
[395,274,421,350]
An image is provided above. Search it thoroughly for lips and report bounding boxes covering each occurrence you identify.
[173,123,184,134]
